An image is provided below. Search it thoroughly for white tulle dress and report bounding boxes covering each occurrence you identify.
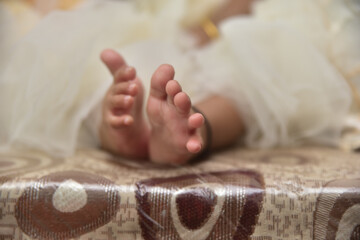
[0,0,358,157]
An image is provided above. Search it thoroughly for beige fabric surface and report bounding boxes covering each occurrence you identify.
[0,146,359,239]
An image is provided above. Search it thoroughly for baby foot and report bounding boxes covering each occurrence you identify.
[100,49,149,159]
[147,64,205,164]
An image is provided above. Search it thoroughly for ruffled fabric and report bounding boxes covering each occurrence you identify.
[192,18,351,147]
[253,0,360,88]
[190,0,359,147]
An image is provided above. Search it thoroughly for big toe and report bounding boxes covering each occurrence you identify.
[101,49,126,76]
[150,64,175,99]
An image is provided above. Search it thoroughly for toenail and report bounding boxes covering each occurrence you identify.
[124,95,132,104]
[124,116,132,125]
[128,84,136,92]
[125,66,133,75]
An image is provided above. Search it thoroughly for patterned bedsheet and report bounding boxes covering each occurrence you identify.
[0,146,359,240]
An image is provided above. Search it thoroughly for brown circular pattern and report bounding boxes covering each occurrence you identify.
[176,187,217,230]
[0,160,14,167]
[351,225,360,240]
[314,179,360,240]
[0,156,42,176]
[0,153,62,177]
[136,169,265,240]
[15,171,120,239]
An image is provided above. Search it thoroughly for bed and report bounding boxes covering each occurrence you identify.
[1,146,359,239]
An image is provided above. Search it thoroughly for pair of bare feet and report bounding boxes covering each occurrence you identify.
[99,49,206,164]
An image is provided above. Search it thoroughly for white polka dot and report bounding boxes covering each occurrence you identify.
[52,179,87,213]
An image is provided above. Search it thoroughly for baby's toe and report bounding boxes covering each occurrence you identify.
[188,113,204,129]
[114,66,136,83]
[101,49,127,76]
[112,82,138,96]
[173,92,191,114]
[165,80,182,98]
[110,94,134,110]
[150,64,175,99]
[186,136,202,153]
[108,114,134,128]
